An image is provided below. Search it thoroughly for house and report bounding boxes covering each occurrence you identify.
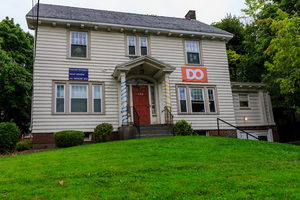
[26,4,278,148]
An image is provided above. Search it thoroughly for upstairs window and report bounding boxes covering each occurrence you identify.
[239,94,249,108]
[185,40,200,64]
[70,31,88,58]
[126,35,149,57]
[140,37,148,56]
[127,36,136,56]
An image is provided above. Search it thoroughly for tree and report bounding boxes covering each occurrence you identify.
[0,17,33,133]
[264,10,300,113]
[211,14,245,81]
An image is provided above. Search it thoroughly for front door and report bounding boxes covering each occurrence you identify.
[132,85,150,124]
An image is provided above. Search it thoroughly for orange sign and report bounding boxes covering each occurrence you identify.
[181,67,208,82]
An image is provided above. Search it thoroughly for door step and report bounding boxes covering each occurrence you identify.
[134,124,174,139]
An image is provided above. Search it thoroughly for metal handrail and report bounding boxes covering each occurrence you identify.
[162,106,174,125]
[131,106,140,139]
[217,118,259,140]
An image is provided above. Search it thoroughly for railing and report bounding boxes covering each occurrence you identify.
[131,106,140,139]
[217,118,259,140]
[162,106,174,125]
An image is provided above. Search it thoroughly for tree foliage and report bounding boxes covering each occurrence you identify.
[264,10,300,113]
[0,17,33,133]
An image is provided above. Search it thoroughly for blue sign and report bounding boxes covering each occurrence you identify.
[69,68,88,81]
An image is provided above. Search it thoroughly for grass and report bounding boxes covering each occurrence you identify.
[0,136,299,199]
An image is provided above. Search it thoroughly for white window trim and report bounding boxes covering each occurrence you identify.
[178,87,188,113]
[189,88,206,113]
[185,40,201,65]
[70,31,88,58]
[239,94,250,108]
[70,84,89,113]
[207,88,216,113]
[139,37,148,56]
[92,85,102,113]
[127,36,137,56]
[55,84,65,113]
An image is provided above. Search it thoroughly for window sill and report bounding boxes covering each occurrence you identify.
[184,63,204,66]
[52,113,105,115]
[240,107,251,110]
[177,112,219,115]
[67,57,91,60]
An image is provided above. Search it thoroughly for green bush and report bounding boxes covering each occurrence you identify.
[174,120,194,136]
[0,122,20,154]
[23,139,33,149]
[16,141,30,151]
[53,130,84,148]
[94,123,113,142]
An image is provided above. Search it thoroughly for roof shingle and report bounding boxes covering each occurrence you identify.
[27,4,233,36]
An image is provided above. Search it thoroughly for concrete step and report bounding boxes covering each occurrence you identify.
[133,124,174,139]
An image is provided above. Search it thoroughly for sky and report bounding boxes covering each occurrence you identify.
[0,0,247,34]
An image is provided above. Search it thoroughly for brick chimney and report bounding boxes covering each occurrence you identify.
[185,10,196,20]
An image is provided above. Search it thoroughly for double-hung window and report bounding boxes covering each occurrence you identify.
[55,84,65,113]
[190,88,205,113]
[177,85,218,114]
[53,81,104,114]
[185,40,200,64]
[128,36,136,56]
[70,31,88,58]
[127,35,149,56]
[207,88,216,113]
[239,94,249,108]
[139,37,148,56]
[178,87,188,113]
[93,85,102,113]
[70,85,88,112]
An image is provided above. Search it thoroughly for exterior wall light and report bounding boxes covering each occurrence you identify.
[244,116,248,121]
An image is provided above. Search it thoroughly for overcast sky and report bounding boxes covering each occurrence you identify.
[0,0,246,34]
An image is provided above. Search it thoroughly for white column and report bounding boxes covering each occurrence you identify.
[120,72,128,125]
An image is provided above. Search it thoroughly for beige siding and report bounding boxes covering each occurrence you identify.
[232,90,275,126]
[33,26,128,133]
[32,26,236,134]
[151,37,236,130]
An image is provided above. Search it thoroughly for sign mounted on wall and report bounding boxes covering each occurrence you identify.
[69,68,88,81]
[181,67,208,82]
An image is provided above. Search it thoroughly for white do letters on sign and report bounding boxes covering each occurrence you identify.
[186,69,204,80]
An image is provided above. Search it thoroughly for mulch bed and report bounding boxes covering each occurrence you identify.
[1,148,57,158]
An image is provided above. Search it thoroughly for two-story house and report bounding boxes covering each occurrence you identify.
[26,4,278,148]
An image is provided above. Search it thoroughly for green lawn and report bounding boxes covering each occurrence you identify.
[0,136,299,199]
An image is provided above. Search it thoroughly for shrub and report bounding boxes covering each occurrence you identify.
[16,141,30,151]
[174,120,194,136]
[53,130,84,148]
[0,122,20,154]
[23,139,33,149]
[94,123,113,142]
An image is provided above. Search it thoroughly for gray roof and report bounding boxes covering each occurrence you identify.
[27,4,233,36]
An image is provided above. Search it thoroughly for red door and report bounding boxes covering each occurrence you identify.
[132,85,150,124]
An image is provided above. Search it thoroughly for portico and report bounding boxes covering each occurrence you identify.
[112,56,175,126]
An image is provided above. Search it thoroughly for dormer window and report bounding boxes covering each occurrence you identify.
[126,35,150,57]
[185,40,201,64]
[70,31,88,58]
